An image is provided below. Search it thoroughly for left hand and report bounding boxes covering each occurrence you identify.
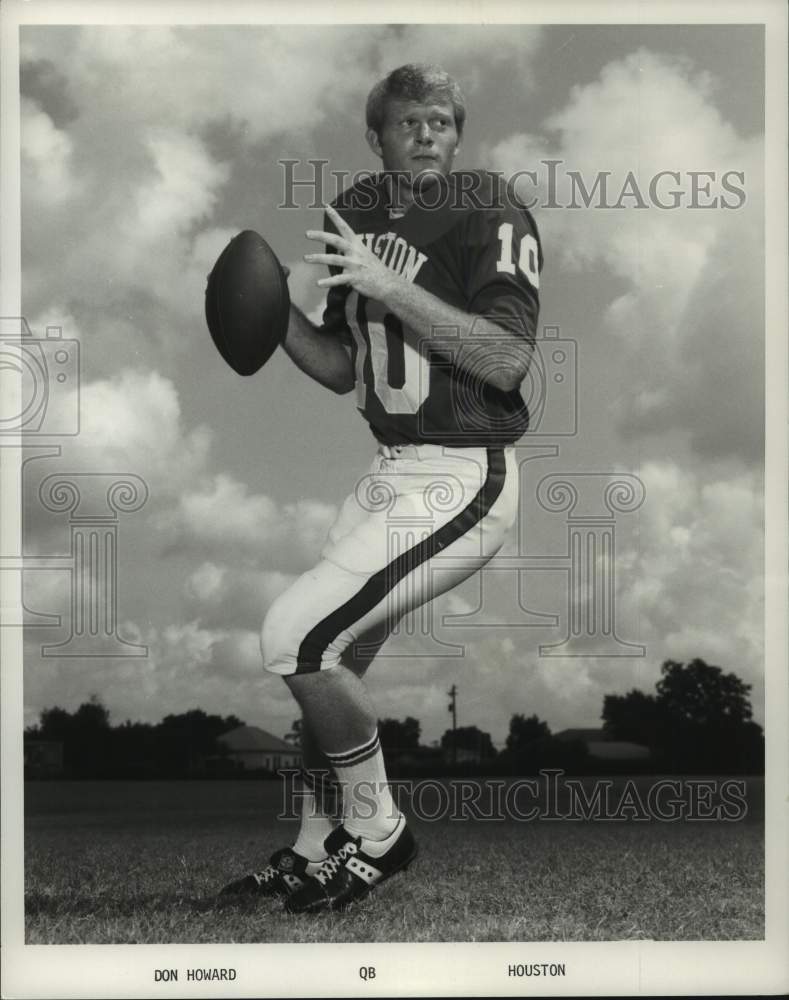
[304,204,398,300]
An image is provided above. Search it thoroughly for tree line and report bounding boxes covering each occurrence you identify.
[25,658,763,778]
[25,699,244,779]
[374,659,762,775]
[602,657,763,773]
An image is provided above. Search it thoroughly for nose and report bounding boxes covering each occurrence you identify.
[415,122,433,144]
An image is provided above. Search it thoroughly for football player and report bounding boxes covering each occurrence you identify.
[221,64,541,913]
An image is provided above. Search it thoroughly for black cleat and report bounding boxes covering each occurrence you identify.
[219,846,325,898]
[284,817,417,914]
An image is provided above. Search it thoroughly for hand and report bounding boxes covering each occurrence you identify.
[304,204,399,300]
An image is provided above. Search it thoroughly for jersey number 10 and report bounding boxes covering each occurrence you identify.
[347,292,430,415]
[346,225,538,416]
[496,223,540,288]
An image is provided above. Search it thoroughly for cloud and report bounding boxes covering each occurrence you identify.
[19,57,79,125]
[66,368,212,493]
[126,130,230,260]
[489,49,763,466]
[21,366,211,555]
[362,630,646,745]
[21,97,79,206]
[615,459,764,701]
[21,366,334,649]
[22,24,543,143]
[616,206,764,459]
[184,562,296,630]
[358,453,765,741]
[160,473,336,571]
[186,561,227,603]
[22,451,765,743]
[21,363,336,572]
[23,127,232,340]
[22,621,289,730]
[59,26,375,141]
[19,24,546,368]
[369,25,544,92]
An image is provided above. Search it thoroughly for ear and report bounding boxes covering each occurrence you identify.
[452,140,461,158]
[365,127,383,159]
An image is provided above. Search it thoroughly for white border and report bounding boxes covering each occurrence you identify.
[1,1,787,997]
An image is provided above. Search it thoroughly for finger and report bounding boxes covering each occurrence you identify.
[304,252,357,267]
[305,230,348,251]
[324,203,356,238]
[317,273,352,288]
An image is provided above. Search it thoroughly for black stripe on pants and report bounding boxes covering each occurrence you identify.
[295,448,506,674]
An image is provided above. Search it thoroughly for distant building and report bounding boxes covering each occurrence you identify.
[554,727,652,761]
[442,745,484,765]
[24,740,64,777]
[217,725,301,772]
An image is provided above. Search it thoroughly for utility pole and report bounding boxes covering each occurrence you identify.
[447,684,457,765]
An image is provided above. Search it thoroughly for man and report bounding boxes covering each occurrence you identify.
[221,64,541,913]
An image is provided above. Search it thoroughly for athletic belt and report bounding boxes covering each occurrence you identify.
[377,443,499,461]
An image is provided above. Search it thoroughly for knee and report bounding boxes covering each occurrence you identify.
[261,589,343,676]
[283,669,324,700]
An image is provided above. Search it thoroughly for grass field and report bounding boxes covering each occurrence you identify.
[24,776,764,944]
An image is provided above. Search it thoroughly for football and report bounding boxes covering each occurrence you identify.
[205,230,290,376]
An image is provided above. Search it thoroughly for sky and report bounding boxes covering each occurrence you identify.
[16,20,766,748]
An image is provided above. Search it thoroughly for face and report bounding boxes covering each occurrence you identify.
[367,99,460,190]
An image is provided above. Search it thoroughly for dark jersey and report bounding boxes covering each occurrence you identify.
[321,170,542,446]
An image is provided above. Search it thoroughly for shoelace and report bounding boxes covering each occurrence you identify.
[251,865,278,886]
[314,842,358,886]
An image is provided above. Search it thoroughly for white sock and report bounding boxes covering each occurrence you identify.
[292,773,337,861]
[325,731,401,841]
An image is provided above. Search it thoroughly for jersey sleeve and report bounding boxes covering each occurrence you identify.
[318,208,352,344]
[463,203,542,346]
[320,286,351,342]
